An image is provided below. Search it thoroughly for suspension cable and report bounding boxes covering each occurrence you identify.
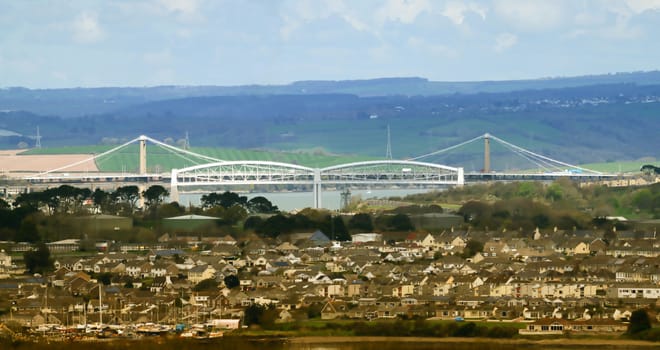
[27,136,141,178]
[408,134,484,161]
[152,143,209,167]
[488,134,601,174]
[143,135,224,163]
[498,142,556,172]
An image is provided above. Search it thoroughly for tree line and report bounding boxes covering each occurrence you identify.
[10,185,169,217]
[0,186,282,243]
[406,179,660,228]
[0,183,425,248]
[241,210,417,241]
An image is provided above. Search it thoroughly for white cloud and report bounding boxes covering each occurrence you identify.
[158,0,200,16]
[376,0,432,24]
[573,10,607,27]
[624,0,660,14]
[494,32,517,52]
[342,13,370,32]
[607,16,643,39]
[493,0,566,30]
[279,0,372,40]
[602,0,660,38]
[441,1,487,25]
[114,0,203,21]
[72,12,104,44]
[568,1,653,40]
[279,15,299,40]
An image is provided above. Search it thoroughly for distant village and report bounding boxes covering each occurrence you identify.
[1,214,659,337]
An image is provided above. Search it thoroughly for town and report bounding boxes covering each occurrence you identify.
[1,194,658,340]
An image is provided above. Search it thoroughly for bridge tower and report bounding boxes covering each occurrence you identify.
[483,133,491,173]
[139,135,147,175]
[138,135,148,208]
[170,169,180,203]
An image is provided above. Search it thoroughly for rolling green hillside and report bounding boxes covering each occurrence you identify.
[22,145,375,172]
[23,143,654,175]
[3,71,660,117]
[3,73,659,168]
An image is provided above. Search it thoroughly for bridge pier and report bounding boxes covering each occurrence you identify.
[313,169,322,209]
[138,183,146,209]
[170,169,180,203]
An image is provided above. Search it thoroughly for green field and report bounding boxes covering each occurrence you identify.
[22,144,377,172]
[578,160,658,173]
[21,145,114,155]
[19,140,655,174]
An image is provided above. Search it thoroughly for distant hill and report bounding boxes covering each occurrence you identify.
[3,71,660,117]
[1,72,659,170]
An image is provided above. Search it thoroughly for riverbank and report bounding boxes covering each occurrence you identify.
[287,336,659,348]
[2,334,658,350]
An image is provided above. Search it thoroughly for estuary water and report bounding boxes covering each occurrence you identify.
[178,188,435,211]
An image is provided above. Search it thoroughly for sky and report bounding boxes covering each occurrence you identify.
[2,0,660,88]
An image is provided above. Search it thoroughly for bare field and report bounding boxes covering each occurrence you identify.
[0,150,98,174]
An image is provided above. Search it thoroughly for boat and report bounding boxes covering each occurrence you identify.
[135,323,171,336]
[207,330,224,338]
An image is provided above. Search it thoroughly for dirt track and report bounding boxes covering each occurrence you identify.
[0,150,98,174]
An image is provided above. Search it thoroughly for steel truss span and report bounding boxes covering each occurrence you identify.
[23,132,619,209]
[170,160,464,208]
[172,161,316,186]
[320,160,463,185]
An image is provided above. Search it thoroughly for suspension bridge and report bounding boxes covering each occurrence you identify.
[18,133,618,208]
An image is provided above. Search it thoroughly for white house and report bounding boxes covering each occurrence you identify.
[607,285,660,299]
[0,249,12,269]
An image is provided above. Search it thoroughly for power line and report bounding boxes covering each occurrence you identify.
[408,134,484,161]
[385,124,392,160]
[28,135,225,179]
[408,132,601,175]
[488,134,602,174]
[35,126,42,149]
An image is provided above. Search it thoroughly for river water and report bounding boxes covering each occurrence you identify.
[178,188,437,211]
